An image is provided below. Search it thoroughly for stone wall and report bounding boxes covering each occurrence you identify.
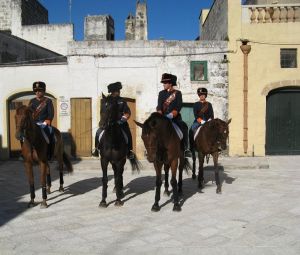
[21,0,48,25]
[0,0,12,31]
[200,0,228,41]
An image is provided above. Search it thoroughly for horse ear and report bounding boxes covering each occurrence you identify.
[227,118,232,125]
[102,93,106,99]
[134,120,143,128]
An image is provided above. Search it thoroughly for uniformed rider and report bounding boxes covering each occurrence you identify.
[29,81,54,159]
[156,73,192,158]
[92,82,135,159]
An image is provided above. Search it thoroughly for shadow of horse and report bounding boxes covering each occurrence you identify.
[46,175,114,207]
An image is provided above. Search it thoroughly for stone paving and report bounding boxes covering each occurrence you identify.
[0,156,300,255]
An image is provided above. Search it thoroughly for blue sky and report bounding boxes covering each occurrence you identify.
[38,0,214,41]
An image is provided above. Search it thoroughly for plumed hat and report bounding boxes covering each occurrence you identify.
[107,82,122,93]
[197,87,208,97]
[32,81,46,92]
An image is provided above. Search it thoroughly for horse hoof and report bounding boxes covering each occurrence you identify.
[46,187,51,194]
[59,186,64,192]
[163,190,170,197]
[99,201,108,208]
[27,201,36,208]
[216,187,222,194]
[173,204,182,212]
[114,200,124,207]
[151,204,160,212]
[192,174,196,180]
[40,202,48,209]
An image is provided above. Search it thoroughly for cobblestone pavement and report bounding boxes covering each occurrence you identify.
[0,156,300,255]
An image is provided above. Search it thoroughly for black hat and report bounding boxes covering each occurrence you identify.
[33,81,46,92]
[107,82,122,93]
[171,74,177,86]
[197,87,208,97]
[160,73,173,84]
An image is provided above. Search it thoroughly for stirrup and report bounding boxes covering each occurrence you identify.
[184,149,192,158]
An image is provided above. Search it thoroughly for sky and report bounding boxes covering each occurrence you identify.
[38,0,214,41]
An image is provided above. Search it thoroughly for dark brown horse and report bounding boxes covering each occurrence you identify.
[192,118,231,194]
[135,112,191,212]
[99,94,140,208]
[15,105,73,208]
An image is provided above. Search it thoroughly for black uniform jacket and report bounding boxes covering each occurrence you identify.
[29,97,54,123]
[193,101,214,123]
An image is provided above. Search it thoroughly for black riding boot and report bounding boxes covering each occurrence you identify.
[122,123,134,159]
[92,128,102,157]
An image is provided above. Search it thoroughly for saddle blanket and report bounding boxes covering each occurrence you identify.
[194,126,202,141]
[172,123,183,140]
[36,123,55,144]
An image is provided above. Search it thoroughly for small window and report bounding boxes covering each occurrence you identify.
[190,61,208,81]
[280,49,297,68]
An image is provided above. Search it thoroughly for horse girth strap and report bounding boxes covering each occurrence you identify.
[32,98,48,120]
[163,91,177,113]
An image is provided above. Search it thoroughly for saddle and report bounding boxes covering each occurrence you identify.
[98,130,129,144]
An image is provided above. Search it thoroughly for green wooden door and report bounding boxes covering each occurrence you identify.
[181,103,194,129]
[266,87,300,155]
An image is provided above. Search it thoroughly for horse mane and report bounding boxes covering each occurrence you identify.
[143,112,174,135]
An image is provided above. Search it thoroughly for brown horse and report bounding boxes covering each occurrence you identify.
[192,118,231,194]
[135,112,190,212]
[15,105,73,208]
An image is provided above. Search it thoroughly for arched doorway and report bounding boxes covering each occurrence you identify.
[7,92,57,158]
[266,87,300,155]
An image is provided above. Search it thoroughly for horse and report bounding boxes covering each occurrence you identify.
[135,112,191,212]
[15,105,73,208]
[191,118,231,194]
[98,94,140,208]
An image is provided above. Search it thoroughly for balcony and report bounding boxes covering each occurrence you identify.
[242,4,300,23]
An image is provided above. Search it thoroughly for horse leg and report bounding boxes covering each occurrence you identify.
[151,161,163,212]
[24,161,36,207]
[192,149,196,179]
[170,160,181,212]
[114,161,125,206]
[163,164,170,196]
[178,157,184,195]
[198,153,205,190]
[46,164,51,194]
[99,158,109,208]
[213,153,222,194]
[56,147,65,192]
[39,161,48,208]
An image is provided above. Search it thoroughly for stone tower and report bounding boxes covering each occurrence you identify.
[125,13,135,40]
[84,15,115,41]
[134,0,148,40]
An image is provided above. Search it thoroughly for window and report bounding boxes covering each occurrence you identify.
[190,61,208,81]
[280,49,297,68]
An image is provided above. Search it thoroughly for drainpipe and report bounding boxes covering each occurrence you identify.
[240,40,251,155]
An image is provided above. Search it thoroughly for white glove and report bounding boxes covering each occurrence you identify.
[166,113,173,119]
[42,121,48,126]
[200,120,206,125]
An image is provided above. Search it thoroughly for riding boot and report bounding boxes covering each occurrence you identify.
[122,123,134,159]
[92,128,101,157]
[180,122,192,158]
[189,128,195,153]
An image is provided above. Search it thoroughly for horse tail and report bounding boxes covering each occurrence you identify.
[183,157,192,174]
[63,151,73,173]
[128,152,142,173]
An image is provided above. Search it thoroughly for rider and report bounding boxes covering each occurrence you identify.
[92,82,135,159]
[29,81,55,159]
[156,73,192,158]
[189,87,214,149]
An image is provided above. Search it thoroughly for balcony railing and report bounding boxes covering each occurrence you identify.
[242,4,300,23]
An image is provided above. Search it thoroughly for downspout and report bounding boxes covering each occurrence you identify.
[240,40,251,155]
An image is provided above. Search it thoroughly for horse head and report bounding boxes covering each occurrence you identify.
[15,105,33,140]
[211,118,231,151]
[135,112,168,163]
[101,94,119,129]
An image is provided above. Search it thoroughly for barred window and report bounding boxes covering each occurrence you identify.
[280,49,297,68]
[190,61,208,81]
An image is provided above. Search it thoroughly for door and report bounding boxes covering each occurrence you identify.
[9,96,57,158]
[266,87,300,155]
[70,98,92,157]
[181,103,194,129]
